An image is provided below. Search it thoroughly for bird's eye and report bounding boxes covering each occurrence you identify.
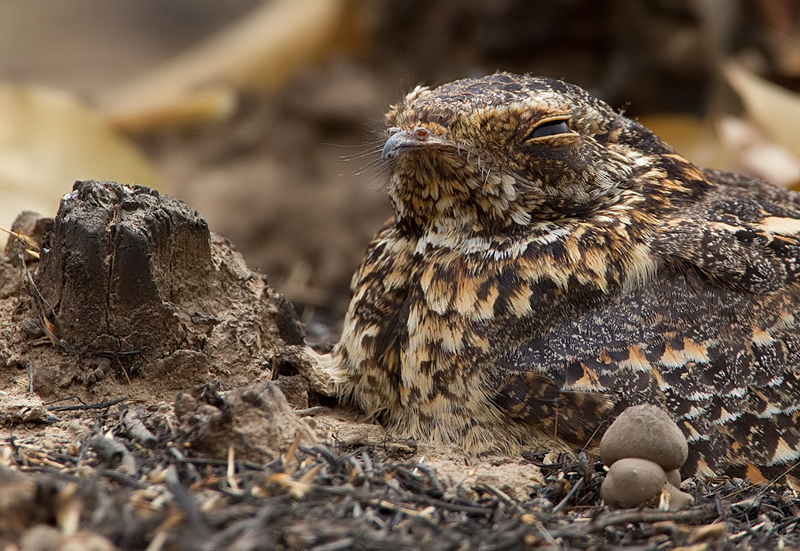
[525,119,570,140]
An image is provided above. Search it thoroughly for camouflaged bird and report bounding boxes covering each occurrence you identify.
[310,72,800,480]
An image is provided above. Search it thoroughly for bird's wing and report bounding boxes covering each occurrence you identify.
[495,268,800,478]
[495,174,800,477]
[492,369,615,449]
[654,169,800,293]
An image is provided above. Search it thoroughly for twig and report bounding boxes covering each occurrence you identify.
[99,469,149,490]
[0,226,39,250]
[411,461,444,497]
[168,446,202,482]
[121,407,157,446]
[536,522,561,548]
[165,465,210,541]
[556,504,719,538]
[226,445,242,495]
[476,483,524,514]
[21,254,70,351]
[88,434,137,474]
[403,493,495,516]
[166,447,264,471]
[44,395,88,406]
[294,406,325,416]
[551,476,584,515]
[47,397,126,412]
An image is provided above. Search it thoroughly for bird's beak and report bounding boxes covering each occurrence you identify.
[382,127,447,161]
[381,129,415,161]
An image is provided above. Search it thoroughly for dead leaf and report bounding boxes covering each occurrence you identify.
[637,113,732,171]
[0,84,159,243]
[717,116,800,188]
[101,0,361,132]
[723,60,800,159]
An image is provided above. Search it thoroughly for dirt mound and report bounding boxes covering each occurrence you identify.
[2,181,305,404]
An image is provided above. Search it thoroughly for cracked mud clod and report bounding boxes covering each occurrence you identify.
[20,180,302,401]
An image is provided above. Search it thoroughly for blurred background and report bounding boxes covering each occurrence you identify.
[1,0,799,341]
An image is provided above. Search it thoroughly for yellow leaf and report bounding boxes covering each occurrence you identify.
[0,84,159,243]
[101,0,357,132]
[724,60,800,159]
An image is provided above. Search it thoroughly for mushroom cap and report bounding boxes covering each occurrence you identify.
[600,404,688,471]
[601,458,666,508]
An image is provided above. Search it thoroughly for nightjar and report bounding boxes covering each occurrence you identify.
[314,72,800,480]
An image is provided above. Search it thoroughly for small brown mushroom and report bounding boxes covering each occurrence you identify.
[600,404,688,471]
[665,468,682,489]
[600,458,666,508]
[662,481,695,510]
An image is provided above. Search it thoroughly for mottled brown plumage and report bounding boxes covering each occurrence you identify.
[320,72,800,479]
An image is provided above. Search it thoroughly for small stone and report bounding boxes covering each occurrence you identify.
[19,524,61,551]
[19,318,44,340]
[95,357,111,372]
[600,404,688,471]
[601,457,666,508]
[526,497,554,514]
[3,211,53,266]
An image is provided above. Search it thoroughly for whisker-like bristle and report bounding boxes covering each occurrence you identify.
[325,139,384,149]
[340,147,384,162]
[353,158,387,177]
[326,139,385,162]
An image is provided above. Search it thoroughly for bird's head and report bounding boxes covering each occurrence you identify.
[382,73,672,237]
